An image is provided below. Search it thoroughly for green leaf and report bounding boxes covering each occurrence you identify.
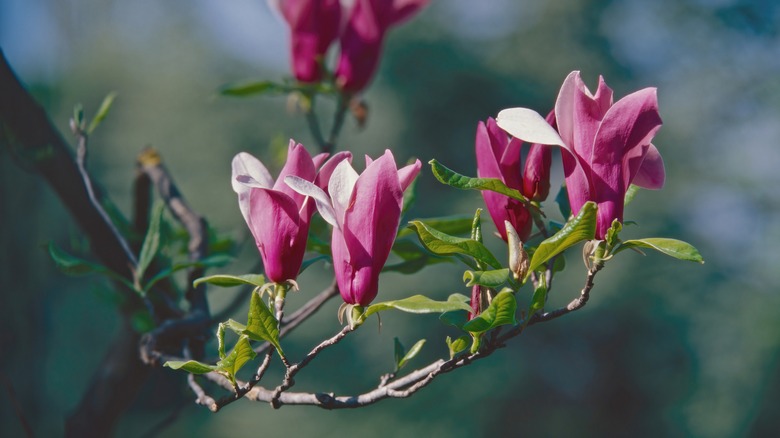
[193,273,266,289]
[556,184,571,219]
[461,291,518,334]
[87,91,118,134]
[394,338,405,368]
[402,171,418,216]
[624,184,641,206]
[48,242,108,276]
[440,310,469,329]
[164,360,217,374]
[224,319,247,334]
[244,292,283,355]
[396,215,474,239]
[429,159,532,206]
[614,238,704,263]
[605,219,622,249]
[144,254,234,293]
[463,269,511,288]
[219,80,292,97]
[526,201,597,279]
[48,242,134,289]
[528,280,548,319]
[446,335,470,359]
[135,201,165,290]
[471,208,483,243]
[364,294,473,319]
[397,339,426,370]
[408,221,502,269]
[216,335,257,384]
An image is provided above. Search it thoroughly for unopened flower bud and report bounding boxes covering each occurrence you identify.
[506,221,529,281]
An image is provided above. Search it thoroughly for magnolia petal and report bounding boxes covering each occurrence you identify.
[248,188,306,283]
[475,120,503,181]
[274,141,317,208]
[231,152,274,193]
[328,159,360,224]
[284,175,339,228]
[496,108,565,147]
[590,87,662,238]
[315,151,353,189]
[632,143,665,190]
[343,150,403,300]
[398,158,422,192]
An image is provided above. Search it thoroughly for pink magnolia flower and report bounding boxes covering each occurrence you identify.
[231,140,350,283]
[496,71,665,239]
[274,0,342,83]
[335,0,430,93]
[476,117,552,242]
[286,150,421,306]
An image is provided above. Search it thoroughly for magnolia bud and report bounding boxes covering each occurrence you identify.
[506,221,529,281]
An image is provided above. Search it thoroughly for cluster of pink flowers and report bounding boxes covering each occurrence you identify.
[233,144,420,306]
[272,0,430,92]
[482,71,665,241]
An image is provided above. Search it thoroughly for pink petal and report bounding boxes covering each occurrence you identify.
[631,143,665,190]
[248,188,307,283]
[341,150,403,305]
[590,87,662,237]
[397,158,422,192]
[328,159,360,226]
[279,0,342,82]
[274,141,317,210]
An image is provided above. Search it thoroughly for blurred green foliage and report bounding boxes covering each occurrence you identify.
[2,0,780,436]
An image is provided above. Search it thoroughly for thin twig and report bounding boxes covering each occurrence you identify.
[71,123,138,267]
[187,374,216,409]
[270,325,353,408]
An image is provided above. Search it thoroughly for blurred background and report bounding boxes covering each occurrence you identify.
[2,0,779,436]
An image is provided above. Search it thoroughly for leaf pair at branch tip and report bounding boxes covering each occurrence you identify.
[407,220,502,270]
[427,159,542,216]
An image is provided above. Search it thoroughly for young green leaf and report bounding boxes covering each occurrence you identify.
[144,254,234,293]
[135,201,165,290]
[446,335,470,359]
[408,221,502,269]
[397,339,426,370]
[216,335,257,385]
[624,184,641,206]
[527,280,548,322]
[396,215,474,239]
[193,274,266,289]
[87,91,118,134]
[461,291,518,334]
[48,242,109,276]
[394,337,405,369]
[244,292,283,355]
[614,238,704,263]
[48,242,134,289]
[463,269,511,288]
[164,360,218,374]
[219,80,292,97]
[526,201,597,279]
[364,294,473,319]
[429,159,532,206]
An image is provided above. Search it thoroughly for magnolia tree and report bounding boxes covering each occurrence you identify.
[0,0,703,435]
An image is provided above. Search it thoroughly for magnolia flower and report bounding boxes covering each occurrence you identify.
[286,150,421,306]
[335,0,430,92]
[231,141,350,283]
[273,0,342,83]
[476,117,551,242]
[496,71,665,239]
